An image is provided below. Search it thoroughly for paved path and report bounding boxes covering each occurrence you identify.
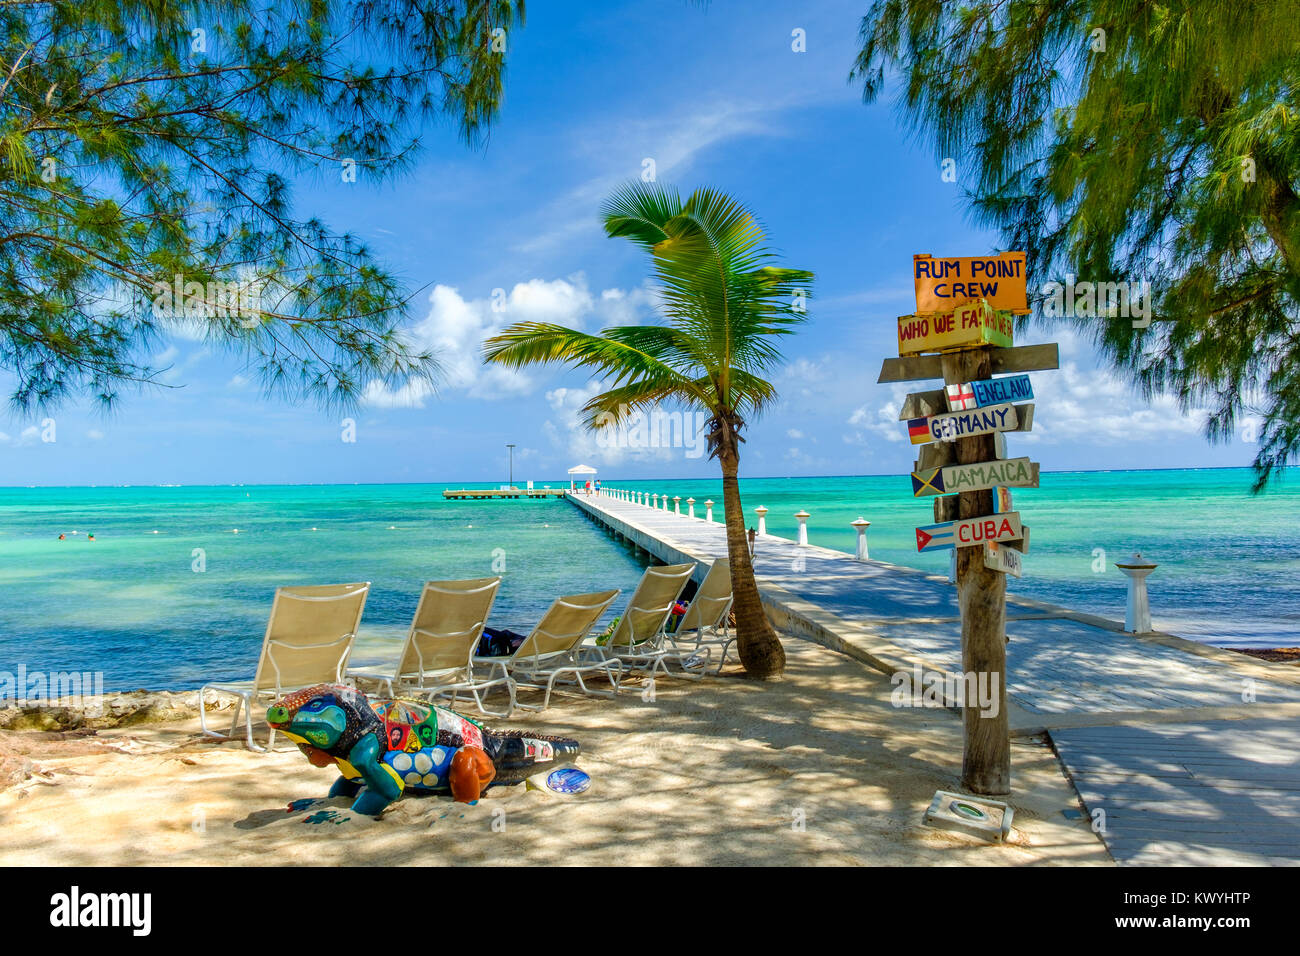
[570,491,1300,865]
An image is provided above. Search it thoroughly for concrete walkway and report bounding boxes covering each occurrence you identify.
[571,491,1300,865]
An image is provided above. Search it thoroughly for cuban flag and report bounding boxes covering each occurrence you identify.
[945,382,978,411]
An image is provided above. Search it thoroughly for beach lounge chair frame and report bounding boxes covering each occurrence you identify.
[199,582,370,752]
[667,557,735,675]
[347,577,512,717]
[475,589,623,712]
[599,563,710,679]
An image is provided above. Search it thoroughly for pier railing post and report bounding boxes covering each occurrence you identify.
[673,495,681,515]
[687,497,695,519]
[705,499,714,522]
[661,492,668,511]
[1115,552,1158,634]
[795,510,810,546]
[755,506,768,536]
[851,517,871,560]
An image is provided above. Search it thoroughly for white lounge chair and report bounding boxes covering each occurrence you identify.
[474,589,622,712]
[346,577,512,717]
[667,557,735,674]
[598,563,709,679]
[200,582,369,752]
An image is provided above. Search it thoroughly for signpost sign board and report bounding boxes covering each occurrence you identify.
[908,402,1020,445]
[971,374,1033,407]
[910,457,1039,497]
[915,512,1023,552]
[897,299,1014,356]
[913,252,1029,314]
[984,541,1023,578]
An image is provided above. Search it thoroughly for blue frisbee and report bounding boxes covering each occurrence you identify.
[545,767,591,794]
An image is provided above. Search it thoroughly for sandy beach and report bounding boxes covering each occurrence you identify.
[0,637,1109,866]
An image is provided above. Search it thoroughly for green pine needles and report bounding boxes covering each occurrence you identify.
[0,0,524,411]
[853,0,1300,489]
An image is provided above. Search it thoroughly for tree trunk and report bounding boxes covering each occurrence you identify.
[718,444,786,679]
[941,347,1010,796]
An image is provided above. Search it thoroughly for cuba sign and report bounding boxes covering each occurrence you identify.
[915,512,1023,552]
[897,298,1014,357]
[913,252,1029,314]
[907,402,1020,445]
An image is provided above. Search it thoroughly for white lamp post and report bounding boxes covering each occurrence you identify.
[795,510,810,546]
[1115,552,1158,634]
[851,517,871,561]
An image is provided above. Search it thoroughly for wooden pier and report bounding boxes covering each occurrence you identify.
[571,489,1300,865]
[442,487,567,500]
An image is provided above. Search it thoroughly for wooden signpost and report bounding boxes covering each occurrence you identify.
[907,402,1024,445]
[971,374,1033,407]
[915,512,1023,552]
[984,541,1023,578]
[910,457,1039,497]
[879,249,1058,798]
[878,343,1059,384]
[913,252,1029,314]
[897,299,1014,356]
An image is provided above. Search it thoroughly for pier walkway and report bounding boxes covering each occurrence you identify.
[570,490,1300,865]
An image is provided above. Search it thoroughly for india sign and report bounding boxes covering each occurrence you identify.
[897,299,1014,357]
[909,457,1039,497]
[913,252,1029,314]
[915,512,1023,553]
[907,402,1020,445]
[984,541,1023,578]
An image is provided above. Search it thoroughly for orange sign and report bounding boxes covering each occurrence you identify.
[913,252,1028,314]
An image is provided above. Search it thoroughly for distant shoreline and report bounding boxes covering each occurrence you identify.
[0,464,1271,491]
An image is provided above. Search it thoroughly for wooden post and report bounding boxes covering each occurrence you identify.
[940,347,1010,795]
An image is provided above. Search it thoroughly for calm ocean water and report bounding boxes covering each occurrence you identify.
[0,468,1295,690]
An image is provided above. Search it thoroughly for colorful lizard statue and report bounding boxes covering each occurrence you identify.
[266,683,581,816]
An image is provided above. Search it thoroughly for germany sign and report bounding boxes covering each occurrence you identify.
[907,402,1021,445]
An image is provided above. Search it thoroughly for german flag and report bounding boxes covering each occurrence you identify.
[907,417,931,444]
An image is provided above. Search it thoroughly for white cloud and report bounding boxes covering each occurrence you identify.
[363,276,664,408]
[364,276,593,407]
[86,429,104,441]
[786,428,804,440]
[513,99,787,255]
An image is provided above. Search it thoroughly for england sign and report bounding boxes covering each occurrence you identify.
[971,374,1033,407]
[913,252,1029,314]
[915,512,1023,552]
[897,299,1014,356]
[909,457,1039,497]
[908,402,1021,445]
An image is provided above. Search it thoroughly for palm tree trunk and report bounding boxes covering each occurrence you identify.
[718,445,786,679]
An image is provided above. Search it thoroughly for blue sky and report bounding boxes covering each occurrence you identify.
[0,0,1259,486]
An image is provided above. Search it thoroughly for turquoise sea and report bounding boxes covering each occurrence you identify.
[0,468,1295,690]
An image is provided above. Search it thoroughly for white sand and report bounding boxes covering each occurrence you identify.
[0,639,1110,865]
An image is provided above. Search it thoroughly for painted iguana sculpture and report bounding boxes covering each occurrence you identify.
[266,683,580,815]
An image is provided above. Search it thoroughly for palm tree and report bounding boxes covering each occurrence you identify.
[482,183,812,679]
